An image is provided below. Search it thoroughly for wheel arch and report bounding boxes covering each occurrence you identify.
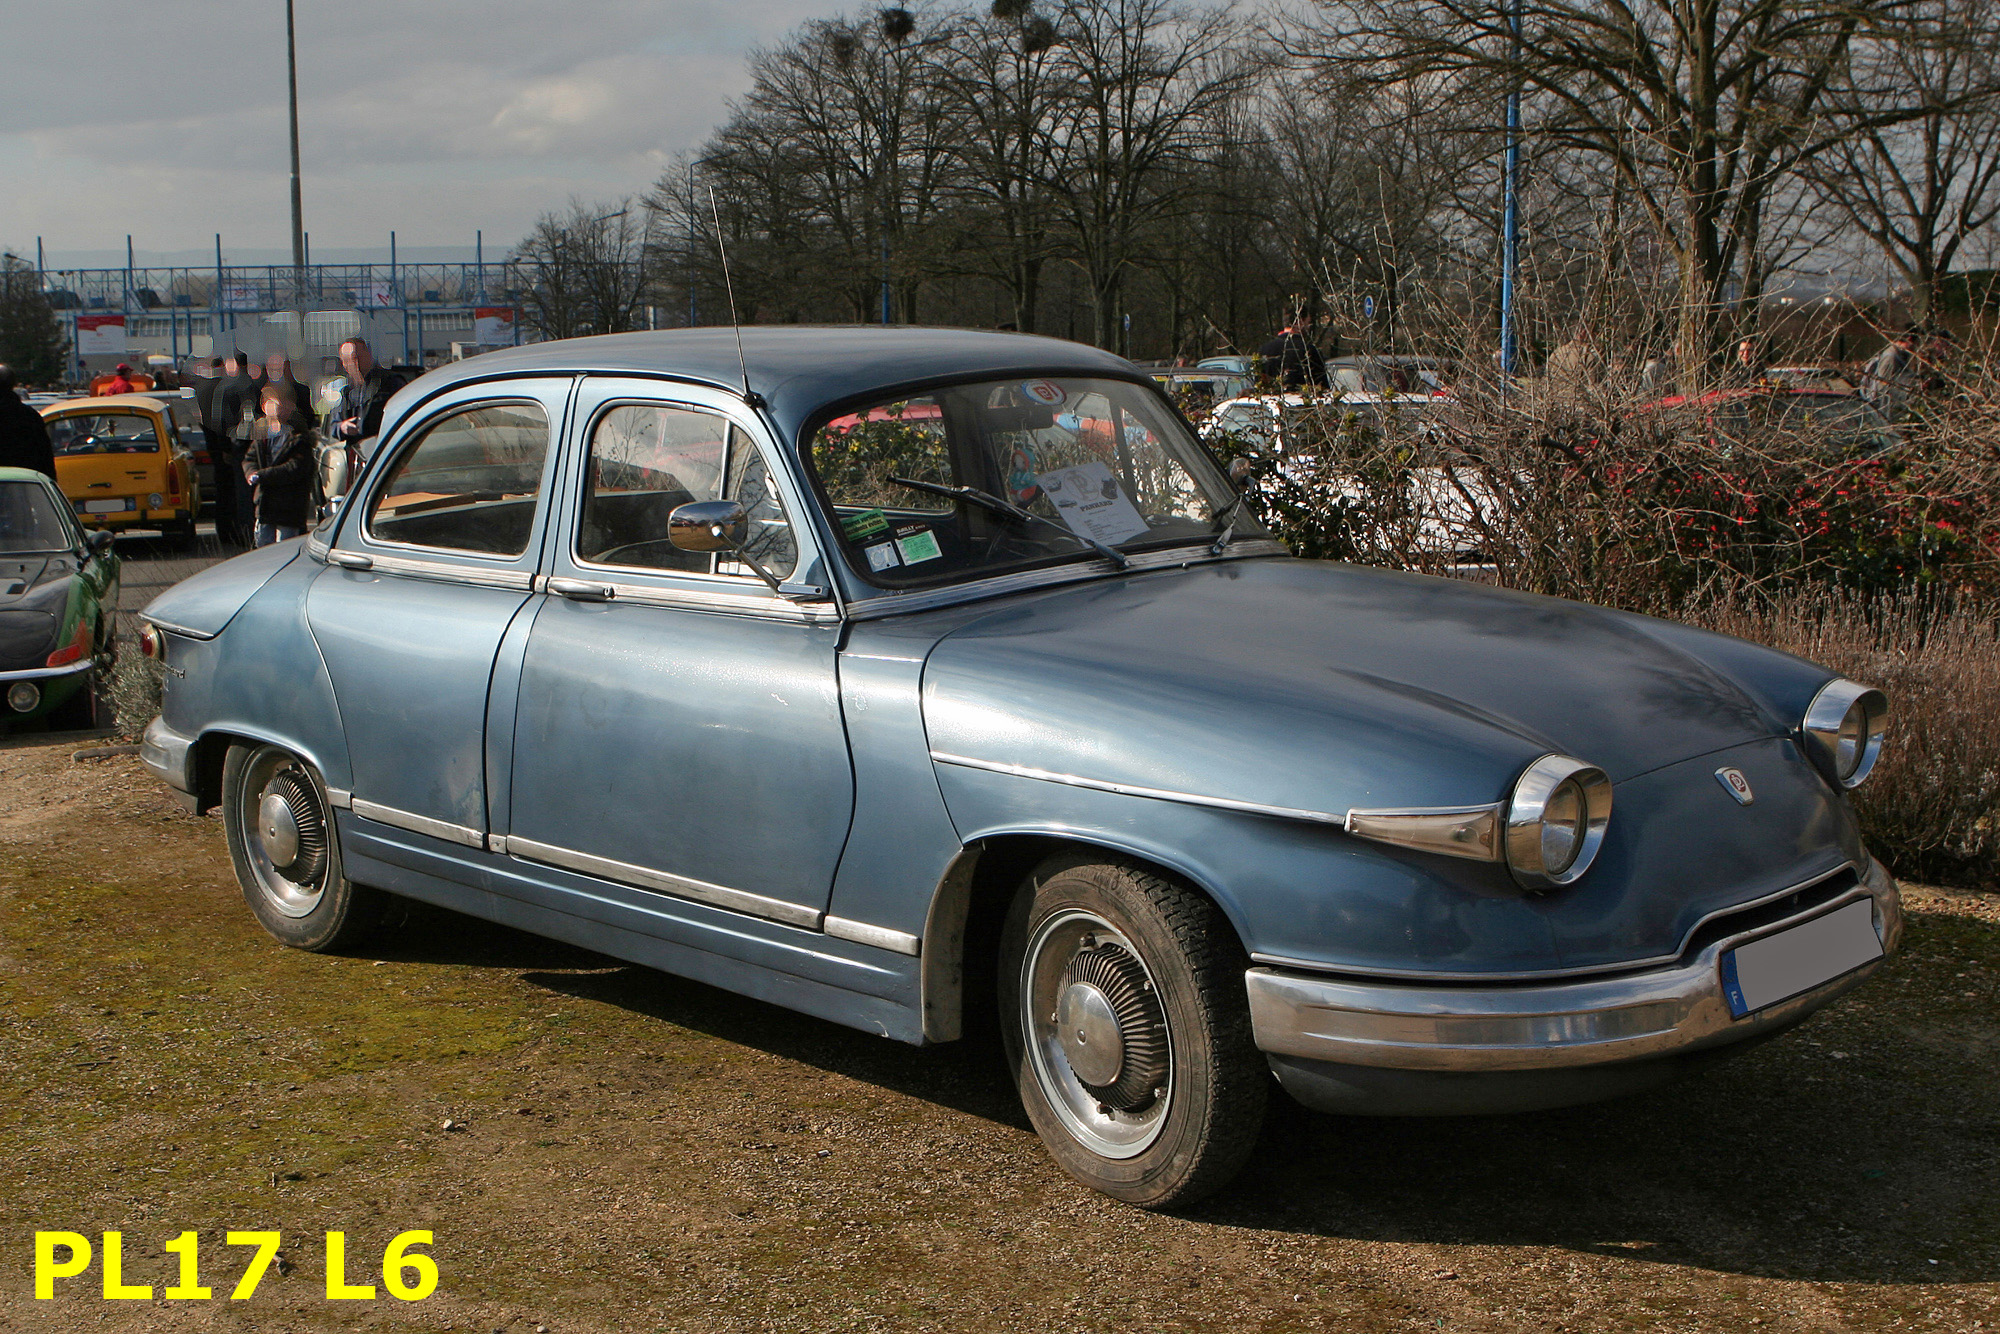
[189,727,345,817]
[919,828,1251,1044]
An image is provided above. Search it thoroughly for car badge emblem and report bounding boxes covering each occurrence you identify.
[1715,767,1754,805]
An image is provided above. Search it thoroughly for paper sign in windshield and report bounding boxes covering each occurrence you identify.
[1037,462,1150,545]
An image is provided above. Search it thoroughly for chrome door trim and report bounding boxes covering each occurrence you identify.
[500,835,825,931]
[843,541,1288,622]
[349,798,484,849]
[324,786,353,809]
[588,580,840,623]
[824,916,922,957]
[929,750,1350,827]
[348,550,537,592]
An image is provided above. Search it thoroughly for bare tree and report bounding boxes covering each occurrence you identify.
[510,198,653,340]
[1805,0,2000,321]
[1292,0,1938,377]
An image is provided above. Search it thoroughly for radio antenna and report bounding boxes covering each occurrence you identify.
[708,186,763,409]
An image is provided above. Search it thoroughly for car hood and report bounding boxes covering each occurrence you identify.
[921,558,1827,817]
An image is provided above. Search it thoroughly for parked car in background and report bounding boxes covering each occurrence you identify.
[0,467,120,730]
[139,328,1900,1209]
[1646,386,1901,456]
[1762,365,1857,395]
[1145,367,1251,418]
[1195,354,1256,376]
[40,393,201,543]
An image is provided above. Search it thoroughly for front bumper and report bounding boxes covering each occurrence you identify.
[1246,859,1901,1115]
[140,714,199,810]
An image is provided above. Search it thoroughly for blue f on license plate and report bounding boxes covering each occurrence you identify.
[1721,899,1883,1018]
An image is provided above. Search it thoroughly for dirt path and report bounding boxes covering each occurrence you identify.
[2,738,1996,1332]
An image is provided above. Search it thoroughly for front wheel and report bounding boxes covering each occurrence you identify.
[999,854,1267,1208]
[222,742,381,951]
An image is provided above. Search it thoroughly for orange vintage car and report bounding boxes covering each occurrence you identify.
[40,393,202,544]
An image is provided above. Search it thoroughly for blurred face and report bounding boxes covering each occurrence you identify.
[340,342,373,380]
[224,357,242,376]
[262,391,292,423]
[266,354,289,381]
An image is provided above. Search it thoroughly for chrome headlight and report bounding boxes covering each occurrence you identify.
[1802,679,1888,789]
[1505,755,1612,890]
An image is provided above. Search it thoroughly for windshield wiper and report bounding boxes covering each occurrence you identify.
[886,475,1131,570]
[1207,491,1248,556]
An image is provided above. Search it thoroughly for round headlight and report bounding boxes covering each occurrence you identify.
[1505,755,1612,891]
[1802,679,1888,789]
[7,681,41,713]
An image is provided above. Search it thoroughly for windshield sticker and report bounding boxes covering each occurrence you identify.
[1021,380,1067,408]
[895,528,943,565]
[1037,462,1151,545]
[863,540,902,573]
[842,507,891,541]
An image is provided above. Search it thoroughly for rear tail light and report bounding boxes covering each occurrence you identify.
[140,625,161,659]
[47,619,92,667]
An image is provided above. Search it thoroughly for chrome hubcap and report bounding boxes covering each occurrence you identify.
[259,792,301,868]
[1022,910,1172,1159]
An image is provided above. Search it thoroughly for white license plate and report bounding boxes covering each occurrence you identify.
[83,498,131,514]
[1722,899,1882,1018]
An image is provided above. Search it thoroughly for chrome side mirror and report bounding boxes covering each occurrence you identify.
[667,499,750,553]
[1228,456,1255,486]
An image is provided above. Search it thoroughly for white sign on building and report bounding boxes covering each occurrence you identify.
[75,314,126,355]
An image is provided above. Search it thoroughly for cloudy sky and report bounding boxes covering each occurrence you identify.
[1,0,832,265]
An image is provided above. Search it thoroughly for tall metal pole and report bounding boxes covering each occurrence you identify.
[1499,0,1523,380]
[286,0,307,358]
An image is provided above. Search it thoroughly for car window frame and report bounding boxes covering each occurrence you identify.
[336,378,574,582]
[543,377,829,612]
[48,407,167,457]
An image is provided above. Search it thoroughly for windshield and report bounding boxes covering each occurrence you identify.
[805,376,1255,588]
[0,481,74,553]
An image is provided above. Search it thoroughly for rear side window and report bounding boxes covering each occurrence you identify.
[366,402,549,556]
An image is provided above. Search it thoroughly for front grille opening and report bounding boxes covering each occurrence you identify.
[1681,866,1859,959]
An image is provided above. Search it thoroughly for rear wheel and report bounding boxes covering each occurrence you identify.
[222,742,381,951]
[999,854,1267,1208]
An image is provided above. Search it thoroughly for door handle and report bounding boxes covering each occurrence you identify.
[329,551,373,571]
[548,578,615,602]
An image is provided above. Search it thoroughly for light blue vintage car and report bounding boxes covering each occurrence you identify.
[138,328,1898,1207]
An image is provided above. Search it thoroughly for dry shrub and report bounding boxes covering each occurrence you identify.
[1690,590,2000,891]
[107,650,163,742]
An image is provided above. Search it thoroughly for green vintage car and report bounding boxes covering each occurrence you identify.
[0,467,121,730]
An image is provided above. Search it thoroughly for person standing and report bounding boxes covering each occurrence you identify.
[263,352,313,420]
[209,351,259,546]
[1860,329,1918,419]
[1256,312,1328,391]
[244,382,316,546]
[330,339,406,485]
[0,365,57,478]
[104,363,137,395]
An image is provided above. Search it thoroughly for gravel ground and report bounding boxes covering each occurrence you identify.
[1,740,1996,1332]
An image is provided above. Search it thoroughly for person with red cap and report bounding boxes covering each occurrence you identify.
[105,363,136,395]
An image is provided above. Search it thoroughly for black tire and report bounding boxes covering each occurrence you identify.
[166,513,198,548]
[221,742,382,951]
[999,852,1267,1208]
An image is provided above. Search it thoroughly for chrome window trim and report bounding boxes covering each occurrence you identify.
[348,798,484,849]
[824,916,922,957]
[359,396,554,562]
[850,541,1287,621]
[586,580,839,624]
[306,536,331,561]
[929,750,1349,826]
[499,835,824,931]
[346,549,537,592]
[1250,860,1864,983]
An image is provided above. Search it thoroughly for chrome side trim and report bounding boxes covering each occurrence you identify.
[1247,864,1900,1073]
[349,799,484,849]
[306,537,331,561]
[929,750,1348,826]
[1345,803,1503,863]
[354,550,536,592]
[324,787,353,810]
[139,617,215,641]
[500,835,824,931]
[824,916,922,956]
[845,541,1288,622]
[591,580,839,623]
[0,660,94,682]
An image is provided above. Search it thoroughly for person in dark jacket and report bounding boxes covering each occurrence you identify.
[0,365,57,479]
[332,338,406,468]
[209,351,260,546]
[263,353,313,419]
[1257,317,1329,390]
[244,382,316,546]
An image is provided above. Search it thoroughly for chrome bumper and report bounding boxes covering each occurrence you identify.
[139,714,195,796]
[0,660,94,683]
[1247,860,1901,1076]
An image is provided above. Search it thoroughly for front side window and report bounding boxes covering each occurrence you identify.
[805,376,1251,588]
[366,402,549,556]
[48,412,162,456]
[577,404,797,581]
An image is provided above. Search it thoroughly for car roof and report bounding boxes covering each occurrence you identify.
[38,393,170,416]
[384,326,1146,444]
[0,466,63,489]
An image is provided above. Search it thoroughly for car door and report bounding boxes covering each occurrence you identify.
[307,377,571,848]
[501,378,851,929]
